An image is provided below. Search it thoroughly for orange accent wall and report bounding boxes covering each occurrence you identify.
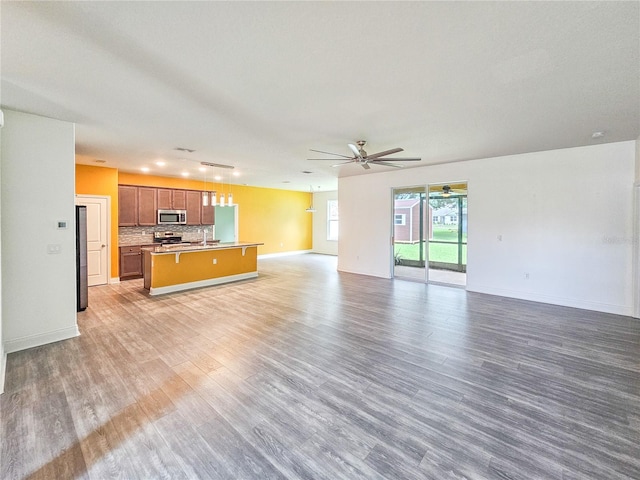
[75,164,313,278]
[75,164,120,278]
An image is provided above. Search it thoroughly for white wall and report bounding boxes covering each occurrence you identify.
[339,141,636,316]
[634,136,640,318]
[312,190,338,256]
[1,110,79,353]
[0,112,4,393]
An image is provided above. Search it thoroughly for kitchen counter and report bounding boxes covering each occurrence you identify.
[142,242,263,295]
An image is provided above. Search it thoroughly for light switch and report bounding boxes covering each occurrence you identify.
[47,244,62,254]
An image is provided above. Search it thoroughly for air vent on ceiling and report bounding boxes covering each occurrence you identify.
[200,161,234,169]
[174,147,196,153]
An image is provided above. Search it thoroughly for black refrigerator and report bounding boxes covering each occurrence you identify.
[76,205,88,311]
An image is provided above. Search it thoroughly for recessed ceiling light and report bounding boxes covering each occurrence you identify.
[198,167,206,172]
[141,167,150,173]
[232,171,240,177]
[181,172,189,177]
[156,160,166,167]
[214,175,222,181]
[591,131,605,138]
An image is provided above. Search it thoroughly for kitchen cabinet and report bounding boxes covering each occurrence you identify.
[119,245,143,279]
[157,188,187,210]
[119,185,157,227]
[119,184,213,227]
[137,187,158,226]
[118,185,138,226]
[201,192,215,225]
[185,190,202,225]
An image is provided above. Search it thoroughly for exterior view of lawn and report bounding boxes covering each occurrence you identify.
[394,226,467,265]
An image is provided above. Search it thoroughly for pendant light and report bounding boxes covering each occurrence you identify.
[305,185,316,213]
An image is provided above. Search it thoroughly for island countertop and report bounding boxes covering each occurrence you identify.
[142,242,263,295]
[142,241,263,255]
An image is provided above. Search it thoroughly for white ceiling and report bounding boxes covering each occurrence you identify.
[2,1,638,192]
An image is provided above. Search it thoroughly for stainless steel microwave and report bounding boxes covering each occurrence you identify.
[157,209,187,225]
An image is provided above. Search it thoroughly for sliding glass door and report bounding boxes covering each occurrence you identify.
[428,183,467,286]
[392,186,427,281]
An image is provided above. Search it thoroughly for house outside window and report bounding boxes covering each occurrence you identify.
[394,214,406,225]
[327,199,339,241]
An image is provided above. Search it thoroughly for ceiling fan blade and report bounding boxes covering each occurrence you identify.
[307,158,353,161]
[372,161,403,168]
[375,157,421,162]
[364,148,404,160]
[361,162,371,170]
[331,161,356,167]
[348,143,363,159]
[309,149,353,159]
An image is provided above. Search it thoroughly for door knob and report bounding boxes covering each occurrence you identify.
[101,244,106,248]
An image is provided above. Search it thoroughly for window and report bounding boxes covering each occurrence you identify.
[394,214,406,225]
[327,199,339,241]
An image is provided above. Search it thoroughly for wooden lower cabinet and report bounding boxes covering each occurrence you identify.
[120,246,143,279]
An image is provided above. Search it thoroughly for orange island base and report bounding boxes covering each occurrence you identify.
[142,242,263,295]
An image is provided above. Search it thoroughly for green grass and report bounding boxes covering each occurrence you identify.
[394,227,467,265]
[394,242,467,265]
[431,225,467,242]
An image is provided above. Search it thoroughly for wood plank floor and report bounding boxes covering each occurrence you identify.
[2,253,639,479]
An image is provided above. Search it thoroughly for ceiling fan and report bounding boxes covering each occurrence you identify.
[430,184,467,197]
[308,140,421,169]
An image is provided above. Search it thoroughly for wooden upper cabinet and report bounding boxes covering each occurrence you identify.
[185,190,202,225]
[156,189,172,210]
[118,185,138,226]
[157,188,187,210]
[119,185,213,227]
[172,190,187,210]
[201,192,215,225]
[137,187,158,226]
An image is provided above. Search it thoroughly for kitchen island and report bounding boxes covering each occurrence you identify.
[142,242,263,295]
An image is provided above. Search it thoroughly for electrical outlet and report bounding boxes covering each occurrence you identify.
[524,272,530,279]
[212,258,217,264]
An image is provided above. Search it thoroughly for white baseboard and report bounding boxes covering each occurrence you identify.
[258,249,312,259]
[3,325,80,354]
[110,277,120,284]
[149,271,258,295]
[467,284,634,317]
[0,347,5,395]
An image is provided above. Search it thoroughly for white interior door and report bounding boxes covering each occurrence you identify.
[76,196,109,286]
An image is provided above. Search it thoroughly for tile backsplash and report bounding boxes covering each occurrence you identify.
[119,225,215,246]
